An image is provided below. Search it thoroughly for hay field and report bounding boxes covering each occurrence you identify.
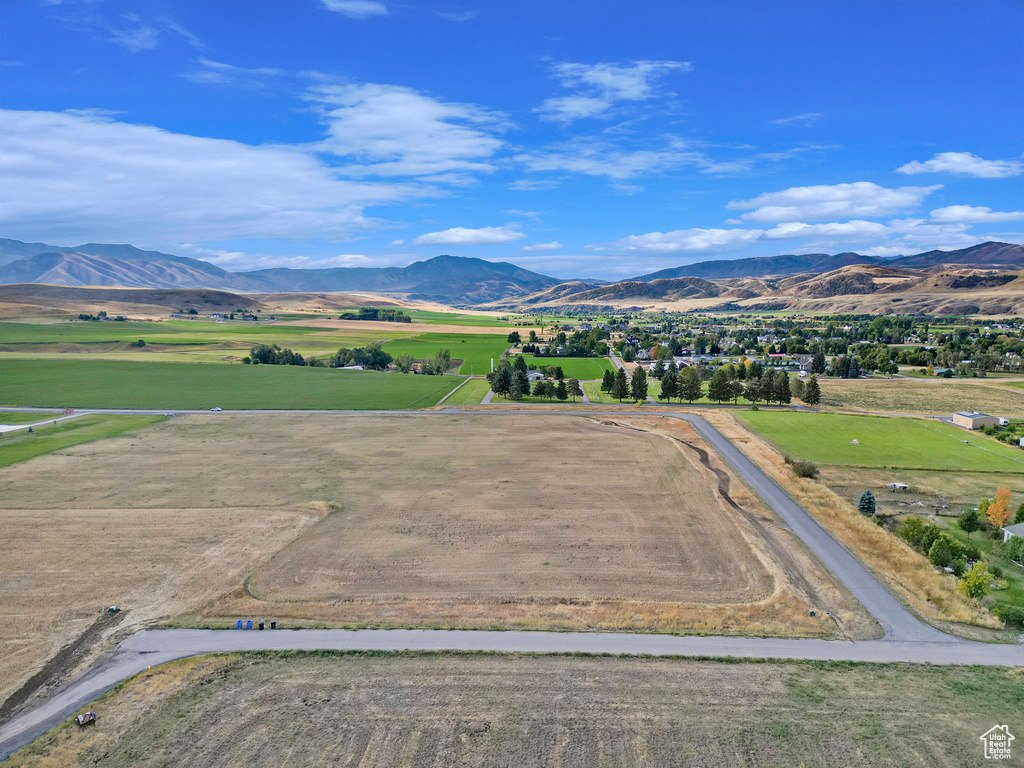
[0,413,870,644]
[820,377,1024,416]
[12,653,1022,768]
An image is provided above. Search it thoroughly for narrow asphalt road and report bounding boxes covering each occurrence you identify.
[0,405,1007,759]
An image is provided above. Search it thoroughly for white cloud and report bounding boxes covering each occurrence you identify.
[412,225,526,246]
[772,112,822,126]
[762,220,890,240]
[0,109,427,243]
[184,57,284,87]
[522,241,562,251]
[537,60,691,122]
[896,151,1023,178]
[320,1,388,19]
[436,10,476,21]
[508,178,560,191]
[310,83,509,179]
[104,13,201,53]
[391,238,405,245]
[605,228,765,255]
[516,136,709,181]
[728,182,941,222]
[929,205,1024,224]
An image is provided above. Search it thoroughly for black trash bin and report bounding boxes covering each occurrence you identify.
[270,621,277,629]
[258,621,265,630]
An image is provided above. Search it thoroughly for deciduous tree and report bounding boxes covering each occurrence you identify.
[988,487,1012,530]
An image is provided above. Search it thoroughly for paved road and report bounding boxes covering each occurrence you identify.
[0,405,1007,758]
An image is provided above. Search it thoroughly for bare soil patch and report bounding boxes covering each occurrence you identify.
[10,653,1021,768]
[0,413,868,640]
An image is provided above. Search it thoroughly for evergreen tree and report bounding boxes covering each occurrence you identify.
[748,360,763,380]
[611,368,629,402]
[556,380,568,402]
[652,359,666,378]
[507,331,521,345]
[553,366,564,380]
[773,372,792,405]
[660,371,678,402]
[678,367,704,403]
[601,369,615,392]
[858,490,876,516]
[513,355,528,374]
[567,378,583,402]
[532,380,547,398]
[707,368,732,403]
[1013,502,1024,526]
[812,351,827,374]
[803,375,821,405]
[630,366,648,402]
[743,376,763,404]
[492,366,512,398]
[760,369,777,404]
[666,360,678,375]
[510,370,529,401]
[728,377,745,404]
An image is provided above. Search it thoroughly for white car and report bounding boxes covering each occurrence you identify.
[210,407,223,412]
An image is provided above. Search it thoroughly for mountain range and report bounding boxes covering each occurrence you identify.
[0,237,1022,307]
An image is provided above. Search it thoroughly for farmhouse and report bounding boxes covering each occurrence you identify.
[1002,523,1024,543]
[951,411,999,430]
[527,371,544,382]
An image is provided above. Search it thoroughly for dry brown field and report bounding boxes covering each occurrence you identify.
[10,653,1021,768]
[0,502,323,706]
[0,412,871,709]
[819,376,1024,416]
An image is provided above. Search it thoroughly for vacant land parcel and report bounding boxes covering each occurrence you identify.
[0,412,869,699]
[12,654,1021,768]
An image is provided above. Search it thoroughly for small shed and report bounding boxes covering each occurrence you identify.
[952,411,999,430]
[886,482,909,492]
[1003,523,1024,543]
[527,371,544,382]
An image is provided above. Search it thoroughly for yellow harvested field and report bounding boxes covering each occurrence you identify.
[0,413,872,660]
[821,377,1024,416]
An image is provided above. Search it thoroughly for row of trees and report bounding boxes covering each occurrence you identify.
[600,363,820,405]
[488,364,584,402]
[338,307,411,323]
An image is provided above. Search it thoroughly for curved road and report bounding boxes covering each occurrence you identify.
[0,405,1010,758]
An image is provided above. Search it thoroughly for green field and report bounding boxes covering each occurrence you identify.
[944,519,1024,617]
[0,411,59,425]
[737,411,1024,472]
[439,377,492,405]
[0,413,163,468]
[383,332,509,375]
[0,359,463,410]
[521,355,615,380]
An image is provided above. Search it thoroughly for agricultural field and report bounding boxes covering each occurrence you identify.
[11,653,1022,768]
[0,411,59,425]
[382,332,510,375]
[0,359,462,410]
[819,377,1024,416]
[0,414,163,469]
[519,354,616,379]
[0,413,871,662]
[735,411,1024,472]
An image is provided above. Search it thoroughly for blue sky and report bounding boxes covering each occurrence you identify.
[1,0,1022,279]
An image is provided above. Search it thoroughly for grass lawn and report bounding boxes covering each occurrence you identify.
[439,377,492,405]
[0,411,59,425]
[383,332,509,375]
[0,413,163,468]
[944,519,1024,616]
[736,410,1024,472]
[0,359,462,410]
[520,355,615,380]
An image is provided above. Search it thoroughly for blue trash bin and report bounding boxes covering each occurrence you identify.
[245,620,253,630]
[236,620,243,630]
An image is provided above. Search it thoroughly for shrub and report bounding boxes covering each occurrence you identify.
[790,460,819,479]
[957,562,991,600]
[990,564,1004,578]
[996,605,1024,628]
[928,536,959,568]
[1003,536,1024,565]
[897,517,927,548]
